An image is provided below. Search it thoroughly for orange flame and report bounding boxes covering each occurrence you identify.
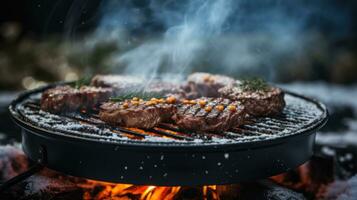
[80,181,181,200]
[80,180,233,200]
[79,162,329,199]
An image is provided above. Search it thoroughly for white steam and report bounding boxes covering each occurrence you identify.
[114,0,234,79]
[93,0,349,81]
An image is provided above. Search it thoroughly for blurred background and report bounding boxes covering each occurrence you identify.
[0,1,357,144]
[0,0,357,91]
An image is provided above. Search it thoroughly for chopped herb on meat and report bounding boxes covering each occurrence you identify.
[72,77,92,89]
[239,78,269,92]
[110,91,165,102]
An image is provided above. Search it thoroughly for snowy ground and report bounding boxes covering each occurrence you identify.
[283,82,357,200]
[282,82,357,146]
[282,82,357,114]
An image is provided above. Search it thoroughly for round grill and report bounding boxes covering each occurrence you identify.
[9,83,328,186]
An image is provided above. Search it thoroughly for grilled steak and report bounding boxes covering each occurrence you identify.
[91,75,144,93]
[185,72,235,98]
[40,85,113,113]
[99,96,177,129]
[91,75,185,98]
[172,98,245,132]
[219,81,285,116]
[146,81,187,99]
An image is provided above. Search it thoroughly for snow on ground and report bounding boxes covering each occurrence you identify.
[282,82,357,146]
[282,82,357,114]
[0,144,27,180]
[316,119,357,146]
[324,175,357,200]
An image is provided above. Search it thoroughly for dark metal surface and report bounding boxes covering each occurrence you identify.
[8,83,328,186]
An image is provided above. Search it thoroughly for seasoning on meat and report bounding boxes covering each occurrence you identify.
[172,97,245,132]
[219,80,285,116]
[99,98,176,129]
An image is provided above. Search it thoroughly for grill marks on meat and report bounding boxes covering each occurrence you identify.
[99,98,176,129]
[40,86,113,114]
[172,98,245,132]
[40,73,285,132]
[219,83,285,117]
[184,72,235,98]
[183,72,285,117]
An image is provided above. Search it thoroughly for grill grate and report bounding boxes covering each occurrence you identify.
[14,91,326,145]
[7,84,328,186]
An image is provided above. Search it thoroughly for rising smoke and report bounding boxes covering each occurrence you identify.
[93,0,351,81]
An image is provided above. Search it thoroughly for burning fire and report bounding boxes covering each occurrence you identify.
[77,160,332,200]
[82,183,180,200]
[80,180,229,200]
[270,160,333,198]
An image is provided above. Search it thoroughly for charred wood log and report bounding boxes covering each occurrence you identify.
[239,180,306,200]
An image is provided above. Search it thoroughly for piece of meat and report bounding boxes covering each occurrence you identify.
[99,96,177,129]
[172,97,245,132]
[91,74,144,94]
[219,82,285,117]
[91,75,186,98]
[185,72,236,98]
[145,81,187,99]
[180,83,200,99]
[40,85,113,114]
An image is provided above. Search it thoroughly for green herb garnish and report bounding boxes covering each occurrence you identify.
[239,78,269,91]
[110,91,165,102]
[71,77,92,89]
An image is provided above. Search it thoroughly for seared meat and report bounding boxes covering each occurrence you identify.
[41,85,113,113]
[185,72,235,98]
[99,96,177,129]
[219,82,285,117]
[145,81,186,99]
[185,72,285,116]
[172,98,245,132]
[91,74,143,94]
[91,74,185,98]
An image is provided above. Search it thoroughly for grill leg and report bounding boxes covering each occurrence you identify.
[0,145,47,192]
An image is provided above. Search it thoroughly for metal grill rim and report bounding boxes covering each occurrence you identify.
[9,83,328,147]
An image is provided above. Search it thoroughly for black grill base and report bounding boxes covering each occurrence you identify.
[19,126,316,186]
